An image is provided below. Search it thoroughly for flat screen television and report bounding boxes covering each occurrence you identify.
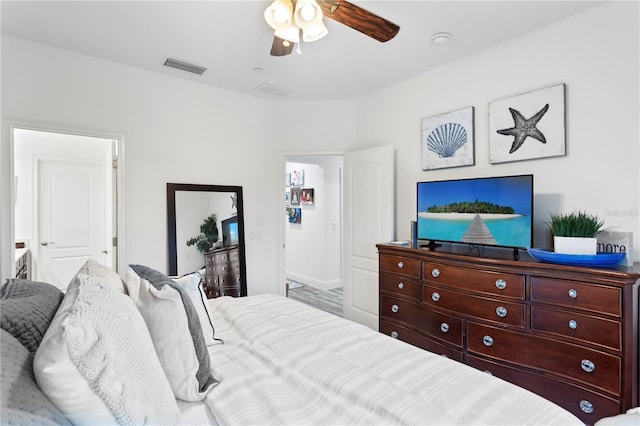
[416,174,533,250]
[221,216,239,247]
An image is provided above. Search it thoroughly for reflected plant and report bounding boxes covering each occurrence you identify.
[186,213,218,253]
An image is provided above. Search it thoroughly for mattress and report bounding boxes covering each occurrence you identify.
[205,294,582,425]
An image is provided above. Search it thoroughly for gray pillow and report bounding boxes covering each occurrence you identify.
[0,329,72,425]
[1,279,64,354]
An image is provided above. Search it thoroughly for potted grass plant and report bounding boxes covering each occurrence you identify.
[547,210,604,255]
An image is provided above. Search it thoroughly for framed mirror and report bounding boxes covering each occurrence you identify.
[167,183,247,297]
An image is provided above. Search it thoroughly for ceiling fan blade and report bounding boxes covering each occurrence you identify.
[317,0,399,43]
[270,35,295,56]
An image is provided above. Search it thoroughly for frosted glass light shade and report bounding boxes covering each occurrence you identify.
[294,0,323,29]
[275,23,300,43]
[265,0,294,31]
[302,21,328,42]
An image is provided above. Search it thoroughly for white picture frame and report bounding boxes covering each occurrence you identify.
[489,83,566,164]
[421,106,475,170]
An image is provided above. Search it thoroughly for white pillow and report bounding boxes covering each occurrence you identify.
[126,265,218,402]
[34,260,179,425]
[173,271,217,346]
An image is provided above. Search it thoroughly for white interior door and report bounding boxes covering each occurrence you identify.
[343,145,394,329]
[38,159,108,290]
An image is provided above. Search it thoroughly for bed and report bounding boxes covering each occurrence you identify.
[0,259,597,425]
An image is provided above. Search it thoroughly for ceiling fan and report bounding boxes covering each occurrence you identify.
[264,0,400,56]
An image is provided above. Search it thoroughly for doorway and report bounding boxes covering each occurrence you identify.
[280,146,394,329]
[283,155,344,313]
[10,125,123,291]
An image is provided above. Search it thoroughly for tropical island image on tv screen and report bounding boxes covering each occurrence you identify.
[417,175,533,249]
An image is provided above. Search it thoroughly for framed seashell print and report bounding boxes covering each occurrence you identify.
[489,83,566,164]
[421,106,475,170]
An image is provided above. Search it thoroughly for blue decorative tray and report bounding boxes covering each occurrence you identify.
[527,248,626,267]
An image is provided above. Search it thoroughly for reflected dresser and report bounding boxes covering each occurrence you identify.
[203,245,241,298]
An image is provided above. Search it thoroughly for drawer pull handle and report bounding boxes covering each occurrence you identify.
[581,359,595,373]
[398,282,404,290]
[568,288,578,299]
[390,331,399,338]
[495,279,507,290]
[397,262,404,269]
[568,320,578,330]
[431,292,441,302]
[495,306,508,318]
[440,323,450,333]
[579,400,594,414]
[483,335,494,347]
[391,304,399,313]
[431,268,440,278]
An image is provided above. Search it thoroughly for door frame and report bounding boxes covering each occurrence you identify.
[0,117,127,281]
[277,151,344,297]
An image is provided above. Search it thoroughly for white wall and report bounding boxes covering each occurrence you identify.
[0,36,358,293]
[356,1,640,258]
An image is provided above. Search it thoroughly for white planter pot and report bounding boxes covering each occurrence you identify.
[553,236,598,255]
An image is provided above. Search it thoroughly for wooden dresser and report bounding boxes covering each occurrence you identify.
[203,245,241,298]
[377,243,639,425]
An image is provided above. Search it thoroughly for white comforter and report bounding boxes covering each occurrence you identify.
[205,294,582,425]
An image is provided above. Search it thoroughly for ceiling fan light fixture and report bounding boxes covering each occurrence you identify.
[265,0,294,31]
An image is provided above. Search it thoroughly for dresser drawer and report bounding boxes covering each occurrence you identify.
[212,250,235,264]
[209,261,240,275]
[380,320,464,362]
[530,277,621,317]
[204,287,220,299]
[219,287,240,297]
[468,322,621,396]
[422,284,525,328]
[381,295,463,348]
[531,306,622,351]
[380,255,421,278]
[423,262,525,300]
[468,354,621,425]
[216,274,241,287]
[380,273,420,300]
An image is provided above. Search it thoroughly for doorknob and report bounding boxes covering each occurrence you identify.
[40,241,55,246]
[101,250,109,254]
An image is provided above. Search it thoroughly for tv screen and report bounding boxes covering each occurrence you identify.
[417,174,533,249]
[222,216,239,247]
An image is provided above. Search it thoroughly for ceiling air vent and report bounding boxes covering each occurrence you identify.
[163,57,207,75]
[254,83,292,97]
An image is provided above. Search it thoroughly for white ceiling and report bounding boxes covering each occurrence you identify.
[1,1,604,101]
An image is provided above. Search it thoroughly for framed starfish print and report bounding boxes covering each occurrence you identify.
[489,83,565,164]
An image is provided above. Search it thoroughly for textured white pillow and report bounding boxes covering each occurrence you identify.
[34,260,179,425]
[173,272,217,346]
[127,265,218,402]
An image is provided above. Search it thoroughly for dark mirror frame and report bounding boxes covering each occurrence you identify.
[167,183,247,297]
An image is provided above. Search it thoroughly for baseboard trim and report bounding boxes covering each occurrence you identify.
[286,273,342,291]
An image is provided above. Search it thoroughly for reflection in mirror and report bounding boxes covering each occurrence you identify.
[167,183,247,297]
